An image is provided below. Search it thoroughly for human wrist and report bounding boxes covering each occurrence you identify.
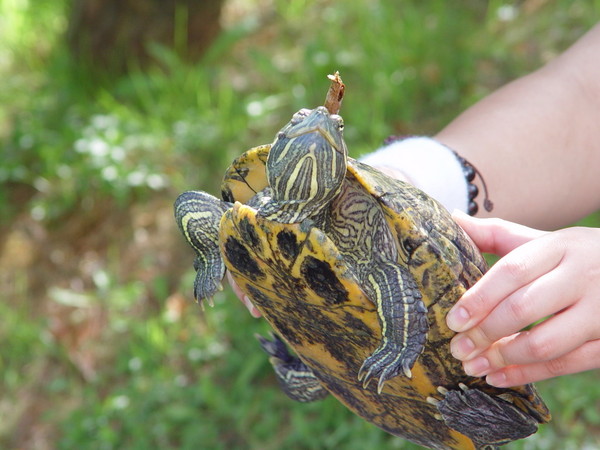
[360,136,491,215]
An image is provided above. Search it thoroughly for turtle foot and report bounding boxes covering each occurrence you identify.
[357,342,420,394]
[257,333,329,403]
[192,262,224,307]
[434,383,539,448]
[174,190,230,306]
[256,332,295,364]
[358,261,428,394]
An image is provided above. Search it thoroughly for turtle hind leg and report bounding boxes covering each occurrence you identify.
[434,385,539,449]
[358,261,428,393]
[174,191,231,304]
[257,333,329,403]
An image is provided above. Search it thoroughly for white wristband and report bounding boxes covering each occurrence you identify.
[359,137,469,213]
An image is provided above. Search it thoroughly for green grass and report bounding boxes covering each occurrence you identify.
[1,0,599,448]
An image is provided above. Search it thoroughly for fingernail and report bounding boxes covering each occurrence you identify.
[450,335,475,360]
[250,305,262,318]
[446,306,471,331]
[486,371,507,387]
[244,295,262,318]
[463,356,490,377]
[451,208,470,219]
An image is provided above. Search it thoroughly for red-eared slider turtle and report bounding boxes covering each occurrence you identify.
[174,88,550,449]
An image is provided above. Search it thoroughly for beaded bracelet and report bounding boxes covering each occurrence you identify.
[452,151,494,215]
[383,135,494,216]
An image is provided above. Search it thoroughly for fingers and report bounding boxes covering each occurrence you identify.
[450,266,576,360]
[452,211,546,256]
[460,302,596,378]
[243,295,262,318]
[446,221,600,385]
[489,305,593,367]
[446,229,563,332]
[485,338,600,387]
[226,272,262,318]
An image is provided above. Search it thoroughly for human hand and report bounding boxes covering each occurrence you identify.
[447,211,600,387]
[226,272,262,318]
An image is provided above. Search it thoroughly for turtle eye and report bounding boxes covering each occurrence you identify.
[331,114,344,131]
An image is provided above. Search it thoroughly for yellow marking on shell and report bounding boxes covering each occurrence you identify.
[401,363,433,396]
[222,145,269,203]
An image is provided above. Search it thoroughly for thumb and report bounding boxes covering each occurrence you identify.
[452,210,546,257]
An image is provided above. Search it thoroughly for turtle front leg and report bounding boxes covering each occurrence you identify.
[257,333,329,403]
[358,261,428,393]
[174,191,231,304]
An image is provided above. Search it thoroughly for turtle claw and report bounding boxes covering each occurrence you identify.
[206,296,215,308]
[193,271,224,308]
[357,365,374,389]
[427,396,440,406]
[428,385,453,407]
[377,377,387,395]
[192,268,225,308]
[403,363,413,379]
[357,344,416,393]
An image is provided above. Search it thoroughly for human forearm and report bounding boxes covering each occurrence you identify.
[436,24,600,229]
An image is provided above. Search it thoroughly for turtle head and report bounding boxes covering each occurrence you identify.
[262,106,348,223]
[280,106,346,154]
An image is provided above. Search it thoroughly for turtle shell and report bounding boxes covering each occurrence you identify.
[219,145,550,450]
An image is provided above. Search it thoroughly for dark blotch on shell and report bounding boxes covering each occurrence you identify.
[276,230,301,261]
[238,217,262,251]
[224,237,265,281]
[300,256,349,305]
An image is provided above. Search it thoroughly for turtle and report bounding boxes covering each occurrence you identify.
[174,105,551,449]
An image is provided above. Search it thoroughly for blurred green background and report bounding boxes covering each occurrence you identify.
[1,0,599,448]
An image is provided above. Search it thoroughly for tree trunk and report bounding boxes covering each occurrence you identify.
[67,0,223,74]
